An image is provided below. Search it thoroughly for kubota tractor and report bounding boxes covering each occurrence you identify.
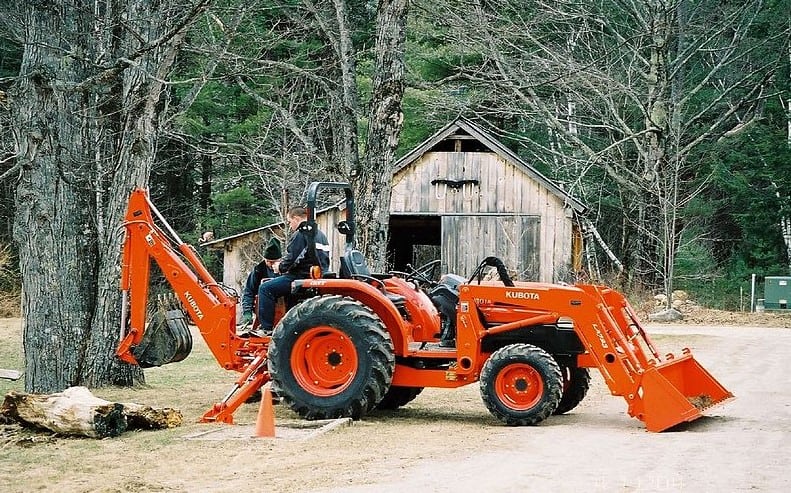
[117,182,732,431]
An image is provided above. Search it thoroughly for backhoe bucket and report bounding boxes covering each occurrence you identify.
[132,300,193,368]
[637,351,733,432]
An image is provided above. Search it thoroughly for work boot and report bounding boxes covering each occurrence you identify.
[238,327,268,338]
[237,311,253,330]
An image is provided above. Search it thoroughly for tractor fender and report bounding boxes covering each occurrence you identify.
[293,279,410,353]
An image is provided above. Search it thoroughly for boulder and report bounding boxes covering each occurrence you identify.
[648,308,684,322]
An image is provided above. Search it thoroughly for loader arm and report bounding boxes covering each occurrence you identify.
[457,282,734,432]
[117,189,248,371]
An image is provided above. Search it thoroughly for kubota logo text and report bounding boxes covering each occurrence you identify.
[184,291,204,320]
[505,291,540,300]
[593,324,609,349]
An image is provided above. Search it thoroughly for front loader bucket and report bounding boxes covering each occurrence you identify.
[636,351,733,432]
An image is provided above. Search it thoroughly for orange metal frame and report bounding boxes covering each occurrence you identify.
[301,277,733,431]
[411,280,732,431]
[116,189,270,423]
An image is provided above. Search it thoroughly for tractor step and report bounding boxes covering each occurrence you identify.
[407,341,457,357]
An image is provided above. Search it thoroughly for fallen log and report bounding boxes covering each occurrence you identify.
[122,402,183,430]
[0,386,182,438]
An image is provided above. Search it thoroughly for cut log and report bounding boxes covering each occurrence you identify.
[0,386,183,438]
[122,402,183,429]
[1,387,126,438]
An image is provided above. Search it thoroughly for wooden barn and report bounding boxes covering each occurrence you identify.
[205,117,586,300]
[388,117,586,283]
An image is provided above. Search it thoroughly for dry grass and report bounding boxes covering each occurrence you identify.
[1,316,598,488]
[0,292,20,318]
[0,243,20,318]
[0,318,508,493]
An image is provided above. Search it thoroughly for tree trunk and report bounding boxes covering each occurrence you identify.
[784,42,791,272]
[354,0,409,271]
[331,0,361,177]
[8,1,200,392]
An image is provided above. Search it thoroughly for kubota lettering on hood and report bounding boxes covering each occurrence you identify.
[505,291,540,300]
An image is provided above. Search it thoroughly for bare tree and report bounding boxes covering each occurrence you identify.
[1,0,208,392]
[783,38,791,271]
[210,0,409,267]
[353,0,409,269]
[422,0,788,303]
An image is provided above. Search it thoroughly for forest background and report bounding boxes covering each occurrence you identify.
[0,1,789,390]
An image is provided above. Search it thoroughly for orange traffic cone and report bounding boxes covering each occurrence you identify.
[254,383,276,438]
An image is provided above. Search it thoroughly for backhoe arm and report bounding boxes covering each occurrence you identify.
[116,189,238,367]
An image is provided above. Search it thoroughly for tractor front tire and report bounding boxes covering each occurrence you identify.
[376,386,424,410]
[553,365,591,415]
[268,295,395,420]
[480,344,562,426]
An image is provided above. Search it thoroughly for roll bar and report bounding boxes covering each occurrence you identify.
[305,182,356,251]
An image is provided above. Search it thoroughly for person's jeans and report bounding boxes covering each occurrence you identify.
[256,275,295,329]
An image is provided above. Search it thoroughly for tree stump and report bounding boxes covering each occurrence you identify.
[0,386,182,438]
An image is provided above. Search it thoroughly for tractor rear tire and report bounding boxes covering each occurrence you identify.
[480,343,562,426]
[553,365,591,415]
[376,386,424,410]
[268,295,395,420]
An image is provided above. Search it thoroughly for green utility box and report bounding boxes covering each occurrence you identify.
[764,276,791,310]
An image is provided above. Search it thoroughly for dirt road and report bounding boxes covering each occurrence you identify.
[313,324,789,493]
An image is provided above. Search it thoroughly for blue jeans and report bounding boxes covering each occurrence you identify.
[256,275,295,330]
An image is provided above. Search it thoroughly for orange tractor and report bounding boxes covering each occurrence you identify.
[117,182,732,431]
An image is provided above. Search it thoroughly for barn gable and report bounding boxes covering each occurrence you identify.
[392,117,585,213]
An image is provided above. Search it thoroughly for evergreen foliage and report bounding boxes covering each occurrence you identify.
[0,0,789,307]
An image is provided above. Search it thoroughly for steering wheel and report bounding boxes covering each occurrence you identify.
[391,259,441,288]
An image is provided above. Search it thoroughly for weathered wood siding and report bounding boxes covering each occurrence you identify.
[442,215,541,280]
[392,151,575,282]
[316,207,347,270]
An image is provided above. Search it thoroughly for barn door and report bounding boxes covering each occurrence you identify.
[442,215,541,280]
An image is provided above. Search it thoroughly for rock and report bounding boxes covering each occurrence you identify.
[672,290,689,302]
[648,308,684,322]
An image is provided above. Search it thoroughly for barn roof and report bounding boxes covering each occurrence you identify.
[201,221,283,249]
[202,200,345,249]
[393,117,586,213]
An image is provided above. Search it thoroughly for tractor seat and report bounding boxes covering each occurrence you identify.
[339,248,406,308]
[339,249,370,278]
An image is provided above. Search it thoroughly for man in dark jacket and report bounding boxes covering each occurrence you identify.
[238,237,281,329]
[253,206,330,335]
